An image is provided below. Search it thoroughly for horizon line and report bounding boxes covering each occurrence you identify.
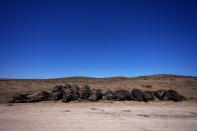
[0,74,197,80]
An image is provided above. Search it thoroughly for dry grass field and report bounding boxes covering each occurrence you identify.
[0,74,197,103]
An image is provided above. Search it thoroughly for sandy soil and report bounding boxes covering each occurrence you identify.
[0,101,197,131]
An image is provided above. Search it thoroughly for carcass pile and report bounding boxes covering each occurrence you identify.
[9,83,186,103]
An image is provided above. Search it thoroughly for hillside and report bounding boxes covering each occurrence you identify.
[0,74,197,103]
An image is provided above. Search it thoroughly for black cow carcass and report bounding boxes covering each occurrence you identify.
[105,90,116,100]
[79,85,91,99]
[131,89,146,102]
[165,90,186,102]
[114,90,131,101]
[29,91,52,102]
[143,91,154,101]
[62,87,72,103]
[89,89,103,101]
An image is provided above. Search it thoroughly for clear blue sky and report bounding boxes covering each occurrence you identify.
[0,0,197,78]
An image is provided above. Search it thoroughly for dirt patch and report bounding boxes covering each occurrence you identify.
[0,101,197,131]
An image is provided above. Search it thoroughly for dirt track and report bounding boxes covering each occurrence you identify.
[0,101,197,131]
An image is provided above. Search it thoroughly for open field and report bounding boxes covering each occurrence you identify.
[0,74,197,103]
[0,74,197,131]
[0,101,197,131]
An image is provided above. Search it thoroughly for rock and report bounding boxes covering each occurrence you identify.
[131,89,146,102]
[62,88,72,103]
[114,90,131,101]
[154,89,167,100]
[79,85,91,99]
[105,90,116,100]
[89,89,102,101]
[143,91,154,101]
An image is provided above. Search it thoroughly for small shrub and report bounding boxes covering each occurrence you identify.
[142,85,152,88]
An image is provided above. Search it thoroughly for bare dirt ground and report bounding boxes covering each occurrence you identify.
[0,101,197,131]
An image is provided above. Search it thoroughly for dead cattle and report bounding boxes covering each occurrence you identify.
[105,90,116,100]
[29,91,52,102]
[71,85,80,100]
[79,85,91,99]
[12,94,28,100]
[143,91,154,101]
[165,90,186,102]
[114,90,131,101]
[131,89,146,102]
[52,85,64,92]
[62,88,72,103]
[9,82,187,103]
[89,89,102,101]
[51,84,73,101]
[154,89,167,100]
[9,93,30,103]
[51,85,64,101]
[53,84,72,93]
[51,91,63,101]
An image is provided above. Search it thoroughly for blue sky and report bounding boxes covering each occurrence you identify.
[0,0,197,78]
